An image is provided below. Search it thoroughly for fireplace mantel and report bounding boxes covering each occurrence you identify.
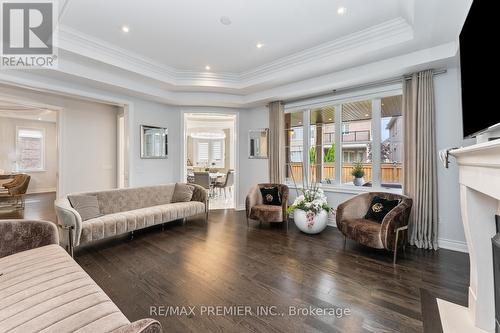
[448,139,500,332]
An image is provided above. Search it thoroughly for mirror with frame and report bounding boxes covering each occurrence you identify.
[248,128,269,159]
[140,125,168,159]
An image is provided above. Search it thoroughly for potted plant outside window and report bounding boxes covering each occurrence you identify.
[351,161,365,186]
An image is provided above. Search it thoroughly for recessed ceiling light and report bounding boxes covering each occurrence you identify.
[37,117,42,121]
[256,43,264,49]
[365,114,369,117]
[328,118,332,121]
[337,6,347,15]
[121,25,129,33]
[220,16,232,25]
[205,65,211,70]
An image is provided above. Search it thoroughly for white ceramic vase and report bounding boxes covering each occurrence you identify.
[293,209,328,234]
[353,177,365,186]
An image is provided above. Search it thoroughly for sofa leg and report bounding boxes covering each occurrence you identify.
[393,226,408,265]
[130,230,134,241]
[68,227,74,258]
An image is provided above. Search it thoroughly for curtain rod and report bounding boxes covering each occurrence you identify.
[282,69,447,106]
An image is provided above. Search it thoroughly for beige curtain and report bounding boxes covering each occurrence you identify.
[268,101,285,183]
[403,70,438,250]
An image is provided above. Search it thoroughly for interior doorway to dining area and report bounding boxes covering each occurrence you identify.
[183,113,236,210]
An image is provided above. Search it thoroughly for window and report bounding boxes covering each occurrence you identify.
[16,128,45,171]
[341,100,372,185]
[197,142,209,162]
[194,139,224,168]
[309,106,336,184]
[380,95,403,187]
[285,111,304,183]
[284,91,403,190]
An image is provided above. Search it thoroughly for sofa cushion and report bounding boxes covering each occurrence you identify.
[338,218,383,249]
[68,195,102,221]
[80,202,206,245]
[0,244,130,333]
[249,204,283,223]
[171,183,195,203]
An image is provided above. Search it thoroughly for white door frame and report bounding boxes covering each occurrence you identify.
[180,110,240,209]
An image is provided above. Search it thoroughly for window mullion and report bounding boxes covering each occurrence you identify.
[334,104,342,185]
[372,99,382,187]
[303,110,311,187]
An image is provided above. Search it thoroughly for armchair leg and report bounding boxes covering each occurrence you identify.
[246,217,249,227]
[59,225,75,258]
[343,236,347,249]
[393,226,408,265]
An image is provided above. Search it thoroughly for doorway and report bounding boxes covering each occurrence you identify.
[183,113,237,210]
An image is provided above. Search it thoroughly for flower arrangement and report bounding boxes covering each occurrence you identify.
[287,183,331,228]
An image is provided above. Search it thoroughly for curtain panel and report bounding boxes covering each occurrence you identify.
[403,70,439,250]
[268,101,285,183]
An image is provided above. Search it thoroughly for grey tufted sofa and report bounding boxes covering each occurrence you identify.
[55,184,208,255]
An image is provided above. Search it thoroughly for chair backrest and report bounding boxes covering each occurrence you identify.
[223,170,235,187]
[194,172,210,189]
[9,174,30,195]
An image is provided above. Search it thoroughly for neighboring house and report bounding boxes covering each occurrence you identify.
[384,116,403,163]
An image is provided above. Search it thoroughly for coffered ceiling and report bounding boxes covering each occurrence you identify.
[0,0,473,107]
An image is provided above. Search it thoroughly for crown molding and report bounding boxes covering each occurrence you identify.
[57,17,413,90]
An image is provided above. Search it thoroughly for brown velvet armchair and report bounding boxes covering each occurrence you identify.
[336,192,412,264]
[246,184,289,229]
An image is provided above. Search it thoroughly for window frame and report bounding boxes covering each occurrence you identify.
[284,85,402,193]
[16,126,46,172]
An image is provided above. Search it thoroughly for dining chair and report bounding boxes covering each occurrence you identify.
[214,170,235,199]
[193,172,212,196]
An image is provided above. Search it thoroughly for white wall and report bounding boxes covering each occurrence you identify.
[0,85,119,195]
[238,106,270,208]
[0,117,57,193]
[130,99,180,186]
[434,67,467,252]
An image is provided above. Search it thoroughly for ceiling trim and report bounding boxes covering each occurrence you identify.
[58,17,413,90]
[0,41,458,109]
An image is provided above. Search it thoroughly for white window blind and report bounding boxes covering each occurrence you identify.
[211,141,222,161]
[17,128,44,171]
[197,142,209,161]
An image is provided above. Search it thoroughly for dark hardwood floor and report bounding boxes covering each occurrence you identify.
[1,193,469,333]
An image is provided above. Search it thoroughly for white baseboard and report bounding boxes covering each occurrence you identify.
[438,238,469,253]
[27,187,56,194]
[236,204,245,211]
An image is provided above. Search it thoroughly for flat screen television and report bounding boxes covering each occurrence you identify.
[460,0,499,138]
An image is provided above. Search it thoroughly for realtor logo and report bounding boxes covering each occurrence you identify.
[1,0,58,68]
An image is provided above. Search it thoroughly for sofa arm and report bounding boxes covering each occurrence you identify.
[111,319,162,333]
[380,198,413,250]
[55,197,83,248]
[0,219,59,258]
[245,185,263,218]
[336,193,372,224]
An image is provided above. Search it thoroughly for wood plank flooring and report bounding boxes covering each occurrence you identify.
[1,193,469,333]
